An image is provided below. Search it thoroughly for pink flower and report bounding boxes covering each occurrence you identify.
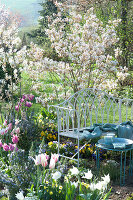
[22,95,26,99]
[0,130,5,135]
[3,143,9,151]
[21,98,25,103]
[28,94,34,101]
[0,140,3,148]
[8,123,12,130]
[13,144,18,151]
[3,120,7,126]
[15,105,19,112]
[15,120,19,125]
[10,131,14,136]
[49,158,56,169]
[25,101,32,107]
[9,143,15,151]
[12,135,19,144]
[15,127,20,134]
[51,153,59,163]
[34,154,48,167]
[34,154,42,165]
[44,153,49,160]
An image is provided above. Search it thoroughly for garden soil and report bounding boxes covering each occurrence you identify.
[109,179,133,200]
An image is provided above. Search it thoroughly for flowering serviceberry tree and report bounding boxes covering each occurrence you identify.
[45,4,130,92]
[23,2,130,104]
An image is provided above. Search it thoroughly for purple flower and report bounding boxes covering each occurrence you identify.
[3,143,9,151]
[15,105,19,112]
[8,123,12,130]
[13,144,18,151]
[12,135,19,144]
[25,101,32,107]
[20,98,25,103]
[27,94,34,101]
[9,143,15,151]
[0,140,3,148]
[3,120,7,126]
[22,95,26,99]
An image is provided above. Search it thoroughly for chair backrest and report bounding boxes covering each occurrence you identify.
[59,88,133,129]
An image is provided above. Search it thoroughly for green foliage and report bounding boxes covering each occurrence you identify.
[17,117,41,152]
[94,0,133,69]
[126,193,133,200]
[27,0,57,47]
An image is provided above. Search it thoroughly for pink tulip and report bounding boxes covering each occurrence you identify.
[15,105,19,112]
[34,154,48,167]
[9,143,15,151]
[34,154,42,165]
[3,120,7,126]
[12,135,19,144]
[15,120,19,125]
[1,130,5,135]
[8,123,12,130]
[49,158,56,169]
[0,140,3,148]
[10,131,14,136]
[25,101,32,107]
[51,153,59,163]
[21,98,25,103]
[44,153,49,160]
[3,143,9,151]
[5,129,8,134]
[13,144,18,151]
[28,94,34,101]
[15,127,20,134]
[22,95,26,99]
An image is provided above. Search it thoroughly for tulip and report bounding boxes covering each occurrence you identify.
[22,95,26,99]
[34,154,48,167]
[51,153,59,163]
[12,135,19,144]
[3,143,9,151]
[34,154,42,165]
[25,101,32,107]
[9,143,15,151]
[49,158,56,169]
[3,120,7,126]
[15,105,19,112]
[8,123,12,130]
[0,140,3,148]
[13,144,18,151]
[28,94,34,101]
[15,120,19,125]
[15,127,20,134]
[21,98,25,103]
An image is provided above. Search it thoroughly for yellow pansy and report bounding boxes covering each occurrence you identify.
[49,191,53,195]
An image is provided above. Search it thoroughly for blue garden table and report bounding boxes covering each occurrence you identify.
[96,142,133,186]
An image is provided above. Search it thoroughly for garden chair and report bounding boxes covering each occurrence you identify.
[48,88,133,167]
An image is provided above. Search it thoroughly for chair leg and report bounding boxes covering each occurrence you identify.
[58,134,60,155]
[78,138,79,167]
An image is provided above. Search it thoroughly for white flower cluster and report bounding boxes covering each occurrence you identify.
[0,3,27,99]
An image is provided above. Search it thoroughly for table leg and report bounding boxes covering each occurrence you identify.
[123,151,127,185]
[120,151,123,186]
[96,147,100,174]
[129,150,132,176]
[131,150,133,176]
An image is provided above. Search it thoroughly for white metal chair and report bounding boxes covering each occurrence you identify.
[48,88,133,167]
